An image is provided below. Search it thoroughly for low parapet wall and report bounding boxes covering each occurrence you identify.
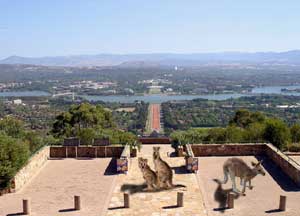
[265,144,300,186]
[191,143,300,186]
[49,146,124,158]
[139,137,171,144]
[12,146,50,192]
[191,143,266,157]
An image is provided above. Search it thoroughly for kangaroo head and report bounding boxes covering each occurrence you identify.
[251,160,266,176]
[153,147,161,158]
[138,157,148,169]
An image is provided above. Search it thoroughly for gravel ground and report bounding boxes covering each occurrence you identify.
[197,156,300,216]
[0,158,117,216]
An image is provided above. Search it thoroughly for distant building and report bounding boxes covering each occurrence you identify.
[13,99,22,105]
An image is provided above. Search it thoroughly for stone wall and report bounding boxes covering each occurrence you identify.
[49,146,124,158]
[265,144,300,186]
[12,146,50,192]
[191,143,266,156]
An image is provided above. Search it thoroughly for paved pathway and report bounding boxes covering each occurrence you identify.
[106,145,206,216]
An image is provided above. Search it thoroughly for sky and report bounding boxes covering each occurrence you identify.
[1,0,300,59]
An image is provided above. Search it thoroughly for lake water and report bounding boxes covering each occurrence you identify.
[83,94,246,103]
[1,85,300,103]
[0,91,50,97]
[251,85,300,96]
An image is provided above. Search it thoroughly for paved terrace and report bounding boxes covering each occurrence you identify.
[0,158,117,216]
[291,156,300,164]
[197,156,300,216]
[106,145,206,216]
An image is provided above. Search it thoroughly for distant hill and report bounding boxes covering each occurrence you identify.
[1,51,300,67]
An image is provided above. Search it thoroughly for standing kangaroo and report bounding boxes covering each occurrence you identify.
[220,158,265,195]
[153,146,174,188]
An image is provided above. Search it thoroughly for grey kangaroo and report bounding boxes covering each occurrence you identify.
[220,158,265,195]
[138,157,159,191]
[153,146,174,188]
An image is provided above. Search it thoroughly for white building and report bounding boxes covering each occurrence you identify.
[13,99,22,105]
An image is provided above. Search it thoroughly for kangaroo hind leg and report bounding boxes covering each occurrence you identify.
[230,172,241,194]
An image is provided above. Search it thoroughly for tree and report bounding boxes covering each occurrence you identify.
[264,118,291,149]
[23,131,44,153]
[78,128,96,145]
[290,124,300,143]
[230,109,265,128]
[0,116,24,138]
[244,122,265,143]
[0,133,29,188]
[224,126,245,143]
[52,103,115,138]
[204,128,226,143]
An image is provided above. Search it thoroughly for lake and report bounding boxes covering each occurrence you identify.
[251,85,300,96]
[83,94,246,103]
[1,85,300,103]
[0,91,51,97]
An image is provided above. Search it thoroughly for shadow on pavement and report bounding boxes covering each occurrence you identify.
[58,208,76,212]
[6,213,24,216]
[104,158,118,176]
[162,205,179,209]
[255,155,300,192]
[168,152,177,157]
[212,179,240,213]
[172,165,189,174]
[108,206,126,210]
[265,209,284,213]
[120,183,186,195]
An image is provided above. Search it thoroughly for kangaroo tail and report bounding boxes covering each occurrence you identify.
[219,165,229,184]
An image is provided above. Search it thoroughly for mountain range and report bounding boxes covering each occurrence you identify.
[1,50,300,67]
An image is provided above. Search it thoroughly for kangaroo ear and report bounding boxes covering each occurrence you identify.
[144,159,148,163]
[251,161,257,166]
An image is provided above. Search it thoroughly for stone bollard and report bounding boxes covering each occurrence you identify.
[74,195,81,210]
[177,192,184,207]
[227,192,234,209]
[279,195,287,211]
[124,193,130,208]
[23,199,31,215]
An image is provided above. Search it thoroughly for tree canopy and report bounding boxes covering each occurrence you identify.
[52,103,115,138]
[51,103,136,145]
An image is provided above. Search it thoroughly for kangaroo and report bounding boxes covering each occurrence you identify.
[220,158,265,195]
[138,157,159,191]
[152,146,174,188]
